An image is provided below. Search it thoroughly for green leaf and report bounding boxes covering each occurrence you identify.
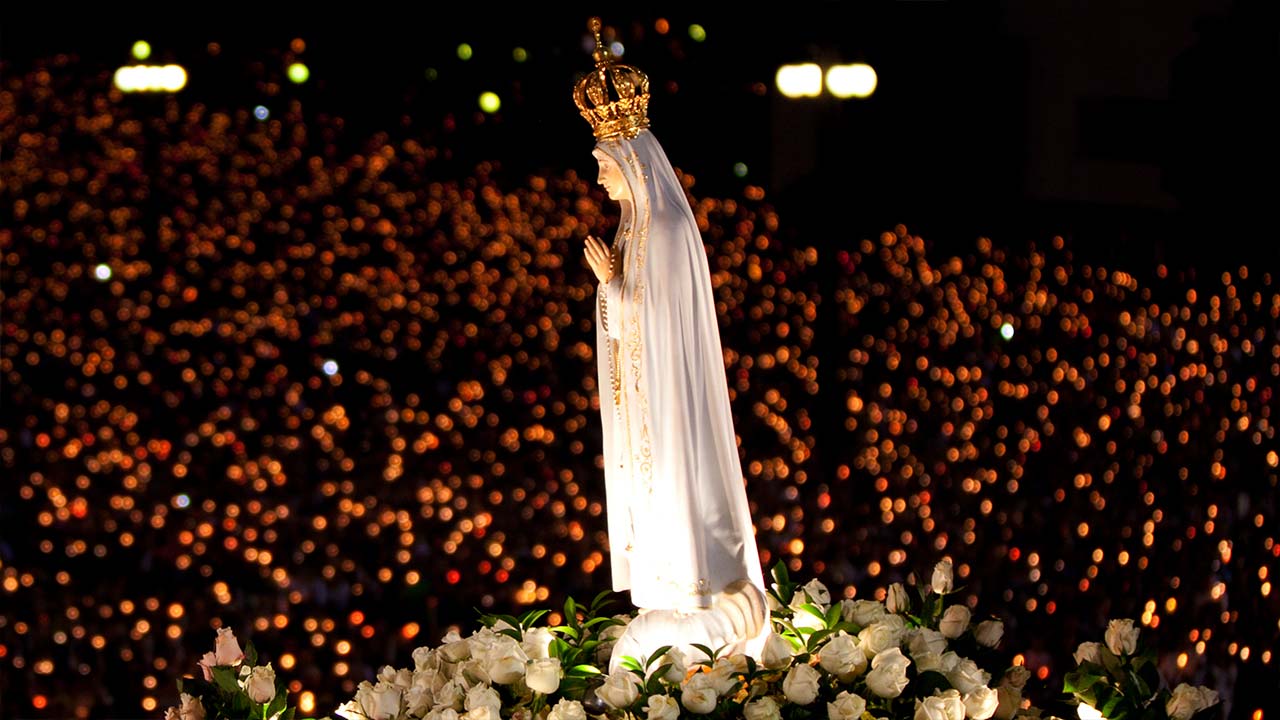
[825,604,843,628]
[267,691,288,717]
[645,646,673,669]
[584,616,626,630]
[280,709,295,720]
[773,560,791,587]
[521,609,551,628]
[568,664,603,676]
[691,643,716,663]
[245,642,258,668]
[799,603,828,623]
[619,655,643,673]
[590,589,615,613]
[213,665,242,694]
[564,597,578,626]
[805,628,836,653]
[551,626,580,641]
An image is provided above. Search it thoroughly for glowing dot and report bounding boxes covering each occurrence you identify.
[479,92,501,113]
[610,41,625,57]
[513,48,528,63]
[132,41,151,61]
[94,264,112,281]
[174,494,190,509]
[457,43,473,61]
[1001,323,1015,340]
[300,692,316,714]
[323,360,339,376]
[425,68,438,81]
[254,106,270,120]
[825,63,878,99]
[776,64,823,98]
[688,24,706,42]
[287,63,310,84]
[733,162,748,178]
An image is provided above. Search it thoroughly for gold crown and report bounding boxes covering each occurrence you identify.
[573,17,650,140]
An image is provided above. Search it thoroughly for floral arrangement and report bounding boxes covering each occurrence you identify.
[165,562,1222,720]
[1066,620,1219,720]
[330,560,1031,720]
[163,627,299,720]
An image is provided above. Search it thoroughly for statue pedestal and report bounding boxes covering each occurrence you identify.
[608,580,770,672]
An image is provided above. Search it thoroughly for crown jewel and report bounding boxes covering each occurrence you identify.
[573,17,650,140]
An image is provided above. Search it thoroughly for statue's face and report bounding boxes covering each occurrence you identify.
[594,150,631,202]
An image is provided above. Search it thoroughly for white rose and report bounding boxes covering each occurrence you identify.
[522,627,555,659]
[910,628,948,659]
[413,646,439,671]
[792,579,832,609]
[940,606,972,639]
[547,699,586,720]
[465,685,501,714]
[178,693,205,720]
[1073,642,1103,666]
[887,583,910,614]
[842,599,889,628]
[1104,619,1139,656]
[1166,683,1219,720]
[335,700,370,720]
[1077,704,1104,720]
[241,663,277,704]
[681,673,719,714]
[351,681,378,718]
[426,708,460,720]
[405,682,433,716]
[965,687,1000,720]
[783,663,822,705]
[645,694,681,720]
[706,656,742,696]
[198,652,217,681]
[370,682,403,720]
[485,636,527,684]
[1000,666,1030,691]
[828,691,868,720]
[974,620,1004,648]
[946,657,991,695]
[465,708,499,720]
[434,679,466,710]
[858,615,906,658]
[214,627,244,666]
[940,690,968,720]
[525,657,561,694]
[865,647,911,698]
[994,686,1021,720]
[932,560,954,594]
[916,653,945,674]
[456,658,491,686]
[598,668,641,709]
[441,630,472,662]
[917,696,949,720]
[662,646,689,683]
[762,632,796,670]
[819,632,868,681]
[378,665,415,691]
[746,696,783,720]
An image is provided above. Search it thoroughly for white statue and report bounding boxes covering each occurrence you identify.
[574,17,769,671]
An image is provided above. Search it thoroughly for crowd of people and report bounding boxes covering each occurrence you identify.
[1,50,1276,719]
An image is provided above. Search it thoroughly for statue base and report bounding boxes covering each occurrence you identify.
[608,580,769,672]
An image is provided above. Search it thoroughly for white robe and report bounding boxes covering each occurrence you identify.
[593,130,765,611]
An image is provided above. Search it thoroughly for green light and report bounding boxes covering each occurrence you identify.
[688,24,707,42]
[457,43,473,61]
[733,162,748,178]
[513,47,528,63]
[287,63,310,84]
[425,68,438,81]
[132,41,151,60]
[479,92,501,113]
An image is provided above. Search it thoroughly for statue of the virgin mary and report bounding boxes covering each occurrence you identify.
[574,18,769,669]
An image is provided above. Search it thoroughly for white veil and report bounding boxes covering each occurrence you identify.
[593,129,766,610]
